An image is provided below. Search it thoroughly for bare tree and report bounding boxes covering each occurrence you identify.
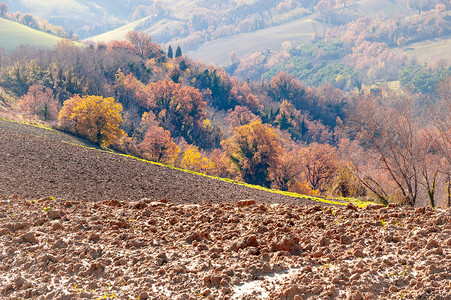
[126,31,162,60]
[349,92,423,206]
[425,76,451,207]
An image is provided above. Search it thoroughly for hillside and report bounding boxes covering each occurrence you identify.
[0,119,449,300]
[6,0,449,68]
[3,0,129,37]
[85,17,149,43]
[0,18,63,51]
[394,34,451,65]
[85,0,439,68]
[0,118,325,205]
[187,17,326,66]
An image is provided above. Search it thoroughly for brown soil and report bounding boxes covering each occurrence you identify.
[0,119,450,299]
[0,199,450,299]
[0,123,320,205]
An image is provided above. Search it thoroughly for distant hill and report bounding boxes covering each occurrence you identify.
[187,16,327,66]
[86,17,149,44]
[3,0,143,38]
[0,18,63,51]
[4,0,450,70]
[86,0,421,66]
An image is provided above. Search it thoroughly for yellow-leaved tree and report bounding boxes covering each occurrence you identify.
[222,120,282,187]
[58,95,124,146]
[181,145,214,174]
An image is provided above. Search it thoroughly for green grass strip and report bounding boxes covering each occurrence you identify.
[0,117,56,131]
[115,153,374,208]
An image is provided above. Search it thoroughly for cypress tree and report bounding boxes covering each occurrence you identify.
[167,45,173,59]
[175,45,182,57]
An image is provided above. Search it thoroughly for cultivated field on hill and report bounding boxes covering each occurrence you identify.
[0,119,325,205]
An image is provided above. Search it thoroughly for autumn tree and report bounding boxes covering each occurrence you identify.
[426,76,451,207]
[18,13,38,28]
[147,80,207,144]
[227,105,260,129]
[349,93,423,206]
[272,146,302,191]
[209,148,240,179]
[114,70,150,110]
[268,71,304,103]
[222,120,282,187]
[58,95,124,146]
[181,145,214,174]
[139,125,180,165]
[300,143,338,193]
[19,84,59,120]
[126,31,164,60]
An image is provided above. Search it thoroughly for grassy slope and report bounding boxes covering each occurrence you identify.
[0,18,63,51]
[88,15,327,67]
[7,0,125,22]
[354,0,451,64]
[393,34,451,64]
[0,117,374,208]
[85,17,150,43]
[188,17,326,66]
[356,0,416,17]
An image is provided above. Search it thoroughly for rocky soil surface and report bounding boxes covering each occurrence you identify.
[0,197,450,299]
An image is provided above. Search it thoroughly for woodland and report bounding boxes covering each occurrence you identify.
[1,1,451,208]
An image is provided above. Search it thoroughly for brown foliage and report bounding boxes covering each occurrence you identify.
[139,125,180,165]
[19,84,59,120]
[268,72,304,103]
[126,31,164,60]
[147,80,207,143]
[300,143,338,193]
[227,105,260,129]
[272,146,302,191]
[114,70,150,110]
[348,92,431,206]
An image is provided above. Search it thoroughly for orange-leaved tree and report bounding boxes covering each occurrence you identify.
[222,120,282,187]
[58,95,124,146]
[147,80,207,144]
[19,84,59,120]
[139,125,180,165]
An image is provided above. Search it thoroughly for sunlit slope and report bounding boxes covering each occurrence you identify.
[394,34,451,64]
[355,0,416,17]
[85,17,150,43]
[0,18,63,50]
[188,17,327,66]
[5,0,128,24]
